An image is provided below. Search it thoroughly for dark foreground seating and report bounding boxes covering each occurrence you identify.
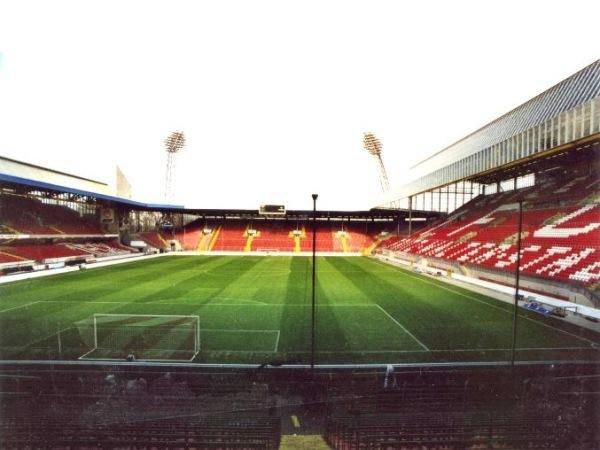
[326,413,581,450]
[1,416,281,450]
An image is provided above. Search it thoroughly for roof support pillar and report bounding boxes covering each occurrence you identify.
[454,182,458,212]
[408,195,413,236]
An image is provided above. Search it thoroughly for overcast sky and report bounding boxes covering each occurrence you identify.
[0,0,598,210]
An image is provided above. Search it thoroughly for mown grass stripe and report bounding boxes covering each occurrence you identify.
[373,259,599,347]
[0,255,597,364]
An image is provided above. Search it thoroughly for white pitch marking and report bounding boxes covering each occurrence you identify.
[386,265,600,347]
[77,348,97,360]
[201,329,280,353]
[374,304,430,351]
[79,355,197,362]
[38,300,377,307]
[281,346,595,354]
[201,329,280,333]
[93,313,199,319]
[274,330,281,352]
[209,297,268,305]
[23,323,75,349]
[0,301,41,314]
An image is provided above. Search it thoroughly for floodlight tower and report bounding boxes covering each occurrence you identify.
[363,132,391,195]
[164,131,186,202]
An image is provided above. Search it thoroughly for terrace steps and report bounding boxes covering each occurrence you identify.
[244,231,256,252]
[293,235,302,252]
[340,235,349,253]
[49,226,65,234]
[208,226,221,251]
[0,249,28,261]
[362,238,379,256]
[196,232,212,251]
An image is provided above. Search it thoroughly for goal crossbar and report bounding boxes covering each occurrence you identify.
[83,313,201,361]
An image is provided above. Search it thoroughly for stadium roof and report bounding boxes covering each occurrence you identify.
[1,154,440,218]
[0,155,109,192]
[0,155,183,210]
[413,60,600,170]
[386,59,600,201]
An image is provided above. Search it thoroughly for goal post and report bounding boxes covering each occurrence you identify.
[79,313,200,361]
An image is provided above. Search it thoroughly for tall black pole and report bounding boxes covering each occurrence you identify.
[510,199,523,371]
[408,196,413,236]
[311,194,318,371]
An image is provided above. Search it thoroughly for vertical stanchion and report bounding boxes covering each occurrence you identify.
[408,196,413,236]
[57,326,62,359]
[311,194,318,371]
[510,199,523,371]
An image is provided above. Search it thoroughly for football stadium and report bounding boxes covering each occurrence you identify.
[1,7,600,448]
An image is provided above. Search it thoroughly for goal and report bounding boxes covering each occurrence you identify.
[78,313,200,361]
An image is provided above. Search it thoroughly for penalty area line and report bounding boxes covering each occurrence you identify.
[36,300,379,307]
[274,330,281,352]
[202,329,280,333]
[0,301,41,314]
[385,264,600,347]
[374,304,430,351]
[279,346,595,354]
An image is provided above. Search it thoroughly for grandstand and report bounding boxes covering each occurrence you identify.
[0,60,599,448]
[381,163,599,286]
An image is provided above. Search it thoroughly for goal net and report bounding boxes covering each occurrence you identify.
[78,314,200,361]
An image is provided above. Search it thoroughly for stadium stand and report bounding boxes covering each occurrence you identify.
[0,194,104,235]
[174,221,204,250]
[344,224,377,252]
[326,413,578,449]
[205,221,385,253]
[252,222,295,252]
[0,373,282,450]
[0,251,33,266]
[147,218,397,254]
[212,223,248,251]
[302,224,336,252]
[138,231,170,251]
[63,241,134,257]
[0,241,134,270]
[1,413,280,450]
[323,370,598,450]
[0,243,92,263]
[1,366,596,450]
[382,166,600,286]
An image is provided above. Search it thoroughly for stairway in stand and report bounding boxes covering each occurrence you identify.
[207,226,221,251]
[196,231,214,251]
[244,228,257,252]
[291,228,306,253]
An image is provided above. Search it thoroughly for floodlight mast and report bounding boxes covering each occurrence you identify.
[164,131,186,203]
[362,132,391,194]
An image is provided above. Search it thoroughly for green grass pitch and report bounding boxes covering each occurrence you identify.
[0,256,598,364]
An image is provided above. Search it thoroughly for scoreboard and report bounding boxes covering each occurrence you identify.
[259,204,286,216]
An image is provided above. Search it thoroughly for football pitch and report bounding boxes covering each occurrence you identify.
[0,255,598,365]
